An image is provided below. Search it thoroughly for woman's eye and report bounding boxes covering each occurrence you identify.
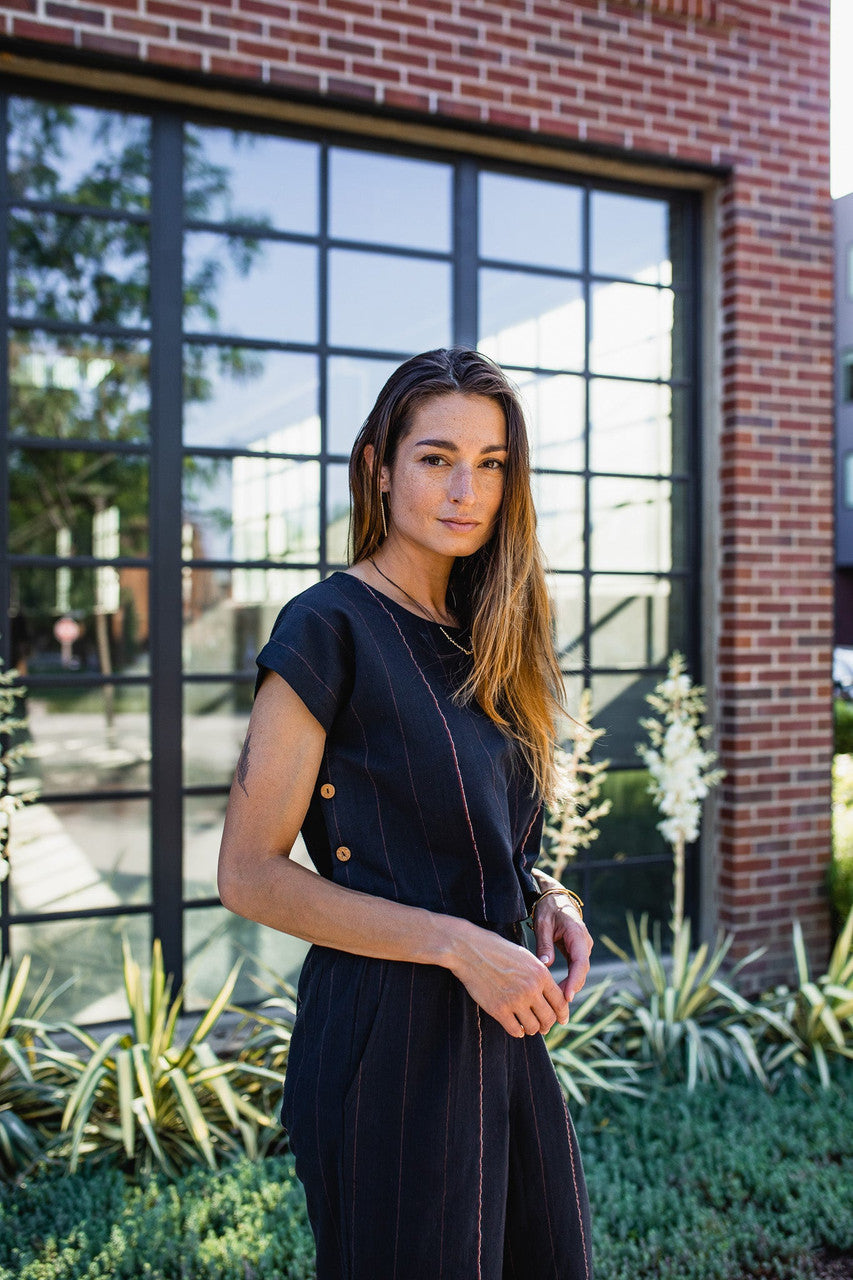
[421,454,447,466]
[482,457,506,470]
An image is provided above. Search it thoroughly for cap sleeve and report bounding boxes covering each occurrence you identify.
[255,593,354,733]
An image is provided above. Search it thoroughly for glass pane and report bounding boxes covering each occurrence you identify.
[184,681,251,788]
[589,379,672,476]
[10,211,148,326]
[585,862,673,951]
[9,98,150,209]
[547,573,585,671]
[11,684,150,794]
[184,125,318,233]
[185,905,309,1011]
[10,567,150,677]
[514,369,585,471]
[326,462,351,564]
[183,455,320,562]
[8,796,150,915]
[590,671,663,766]
[183,347,319,452]
[591,192,670,285]
[9,449,149,558]
[184,795,315,902]
[330,149,452,252]
[479,172,582,271]
[182,566,319,674]
[328,250,451,352]
[590,477,675,573]
[590,576,687,669]
[589,282,673,380]
[11,913,151,1025]
[9,331,149,442]
[592,769,672,863]
[327,356,399,455]
[184,232,317,343]
[534,473,584,572]
[479,269,584,372]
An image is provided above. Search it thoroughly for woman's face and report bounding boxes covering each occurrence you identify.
[380,392,508,561]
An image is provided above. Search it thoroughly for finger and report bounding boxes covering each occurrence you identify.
[514,1010,543,1037]
[528,992,565,1033]
[560,952,591,1002]
[533,915,556,966]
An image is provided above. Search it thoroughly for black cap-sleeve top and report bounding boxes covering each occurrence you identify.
[255,572,543,925]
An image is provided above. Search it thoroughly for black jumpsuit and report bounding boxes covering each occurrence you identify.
[256,572,592,1280]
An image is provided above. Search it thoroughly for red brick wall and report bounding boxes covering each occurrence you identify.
[0,0,834,981]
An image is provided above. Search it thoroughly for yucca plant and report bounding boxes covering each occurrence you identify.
[544,978,646,1105]
[227,965,297,1156]
[602,913,787,1090]
[0,953,72,1179]
[51,938,281,1177]
[757,908,853,1088]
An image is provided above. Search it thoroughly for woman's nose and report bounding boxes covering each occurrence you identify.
[448,465,476,502]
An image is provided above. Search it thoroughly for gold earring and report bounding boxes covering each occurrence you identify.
[380,492,388,539]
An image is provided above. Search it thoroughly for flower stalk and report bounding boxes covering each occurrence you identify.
[540,689,611,881]
[638,652,724,935]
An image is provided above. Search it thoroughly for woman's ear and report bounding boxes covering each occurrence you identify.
[363,443,390,492]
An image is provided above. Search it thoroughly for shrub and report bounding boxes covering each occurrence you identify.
[0,1155,315,1279]
[577,1067,853,1280]
[835,699,853,755]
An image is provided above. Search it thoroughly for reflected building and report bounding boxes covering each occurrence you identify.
[0,3,834,1020]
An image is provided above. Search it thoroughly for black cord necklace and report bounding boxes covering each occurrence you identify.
[367,557,474,656]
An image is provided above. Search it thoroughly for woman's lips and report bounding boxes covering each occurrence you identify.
[440,518,479,531]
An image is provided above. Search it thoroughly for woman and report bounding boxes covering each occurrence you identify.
[218,347,594,1280]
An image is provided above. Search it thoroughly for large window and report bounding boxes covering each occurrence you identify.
[1,91,701,1021]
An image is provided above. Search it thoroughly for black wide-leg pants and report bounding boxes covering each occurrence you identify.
[282,944,593,1280]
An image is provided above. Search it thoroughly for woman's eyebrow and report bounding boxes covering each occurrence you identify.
[413,437,508,453]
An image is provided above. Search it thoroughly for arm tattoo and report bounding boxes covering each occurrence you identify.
[236,731,252,797]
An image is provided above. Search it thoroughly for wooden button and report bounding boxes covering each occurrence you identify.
[320,783,335,799]
[335,846,351,863]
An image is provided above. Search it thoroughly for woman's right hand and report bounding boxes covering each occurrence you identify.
[444,920,570,1037]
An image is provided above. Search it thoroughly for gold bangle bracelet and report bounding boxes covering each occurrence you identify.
[531,886,584,922]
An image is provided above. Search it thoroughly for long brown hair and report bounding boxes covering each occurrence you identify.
[349,347,565,799]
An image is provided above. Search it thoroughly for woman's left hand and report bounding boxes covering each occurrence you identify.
[532,891,593,1003]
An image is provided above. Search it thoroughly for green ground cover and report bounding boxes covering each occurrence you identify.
[1,1069,850,1280]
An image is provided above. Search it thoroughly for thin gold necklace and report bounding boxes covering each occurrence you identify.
[367,557,474,656]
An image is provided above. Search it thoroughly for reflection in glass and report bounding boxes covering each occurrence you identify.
[591,671,663,765]
[184,795,314,902]
[11,567,150,677]
[479,269,584,372]
[11,684,150,794]
[327,356,398,455]
[330,149,452,252]
[181,567,319,674]
[184,682,252,788]
[9,98,150,209]
[183,233,317,343]
[514,370,585,471]
[589,379,672,476]
[593,770,671,862]
[328,250,451,352]
[590,282,673,380]
[590,576,686,669]
[590,477,674,574]
[587,863,671,950]
[10,211,149,326]
[9,449,149,558]
[184,126,318,233]
[185,905,309,1010]
[183,347,319,451]
[533,473,584,572]
[546,573,585,670]
[8,796,150,916]
[591,192,670,285]
[183,456,320,562]
[12,913,151,1025]
[479,172,582,271]
[9,331,149,442]
[326,463,351,563]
